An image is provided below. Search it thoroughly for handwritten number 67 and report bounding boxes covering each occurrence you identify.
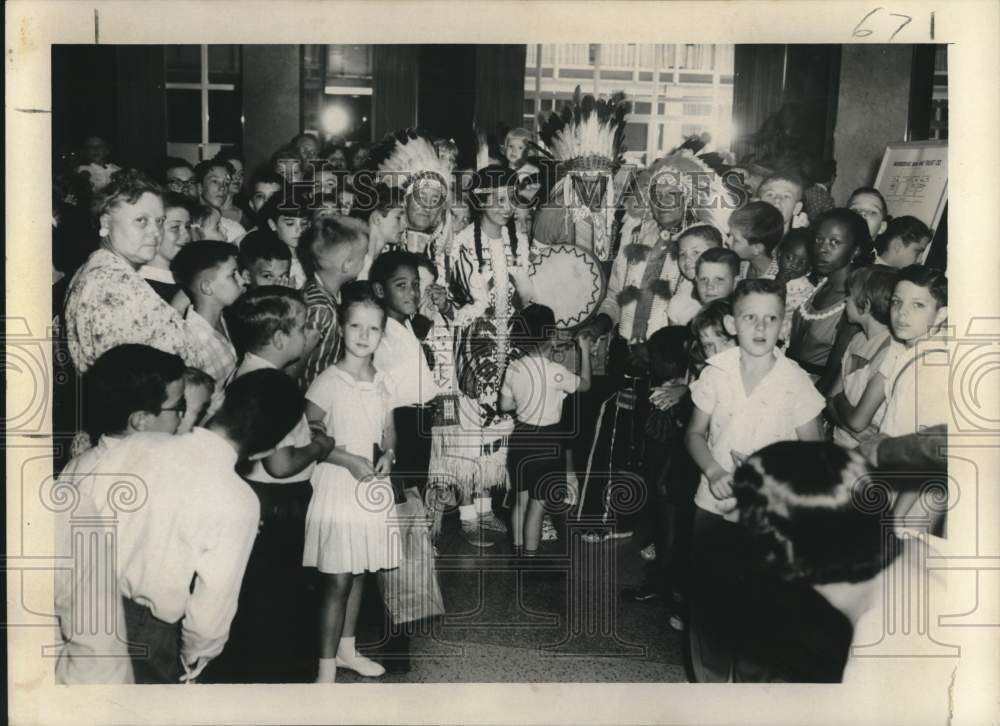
[854,7,913,40]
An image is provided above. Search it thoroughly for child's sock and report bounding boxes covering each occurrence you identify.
[474,496,492,517]
[459,504,478,522]
[316,657,337,683]
[337,636,385,677]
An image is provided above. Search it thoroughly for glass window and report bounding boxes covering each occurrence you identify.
[166,89,201,143]
[209,90,243,144]
[524,43,735,161]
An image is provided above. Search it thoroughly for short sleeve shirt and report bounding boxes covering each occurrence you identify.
[690,346,825,518]
[501,354,579,427]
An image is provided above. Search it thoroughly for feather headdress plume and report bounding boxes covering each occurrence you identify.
[534,86,630,173]
[646,149,738,232]
[368,128,452,195]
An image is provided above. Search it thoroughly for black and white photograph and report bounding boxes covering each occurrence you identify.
[6,1,1000,724]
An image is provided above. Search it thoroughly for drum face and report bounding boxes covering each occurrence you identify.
[528,243,608,330]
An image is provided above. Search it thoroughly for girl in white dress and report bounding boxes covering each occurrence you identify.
[303,281,399,682]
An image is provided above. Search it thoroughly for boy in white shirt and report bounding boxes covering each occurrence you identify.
[879,266,949,438]
[501,304,592,557]
[58,369,304,683]
[54,344,187,684]
[685,278,824,682]
[218,287,333,682]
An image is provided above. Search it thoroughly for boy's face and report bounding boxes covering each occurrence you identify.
[696,261,736,304]
[848,193,887,240]
[377,265,420,318]
[316,170,338,195]
[143,377,187,435]
[277,158,303,183]
[884,236,930,268]
[228,160,244,195]
[373,206,406,243]
[728,227,755,260]
[313,203,341,224]
[727,292,784,358]
[243,257,291,288]
[176,381,211,435]
[890,280,946,343]
[678,235,715,281]
[206,257,246,306]
[158,207,192,262]
[778,240,811,280]
[699,326,734,359]
[194,209,226,241]
[341,303,385,358]
[250,182,281,213]
[200,166,231,209]
[505,138,526,165]
[278,302,309,364]
[758,180,802,226]
[166,166,197,198]
[813,220,856,276]
[269,215,309,248]
[83,136,110,164]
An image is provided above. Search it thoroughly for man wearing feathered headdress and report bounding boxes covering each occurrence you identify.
[365,128,455,279]
[531,87,630,262]
[598,149,739,351]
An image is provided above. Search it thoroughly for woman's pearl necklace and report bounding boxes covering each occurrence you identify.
[798,277,846,321]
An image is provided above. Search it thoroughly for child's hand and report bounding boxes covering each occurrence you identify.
[650,381,687,411]
[427,283,449,314]
[311,432,336,460]
[374,451,393,475]
[708,470,734,501]
[577,333,592,352]
[346,454,376,481]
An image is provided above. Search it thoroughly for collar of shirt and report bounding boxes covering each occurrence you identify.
[311,273,341,304]
[138,264,175,284]
[236,351,278,377]
[190,427,239,470]
[706,343,787,375]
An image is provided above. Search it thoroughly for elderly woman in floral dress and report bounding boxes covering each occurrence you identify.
[64,169,206,373]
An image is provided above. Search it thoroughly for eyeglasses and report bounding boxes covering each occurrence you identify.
[160,401,187,416]
[167,179,196,191]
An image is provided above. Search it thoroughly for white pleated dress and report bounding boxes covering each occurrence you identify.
[303,365,400,575]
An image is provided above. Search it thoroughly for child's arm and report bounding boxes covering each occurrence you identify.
[305,398,374,479]
[837,373,887,434]
[794,415,825,441]
[685,405,731,500]
[823,372,848,428]
[816,317,859,396]
[261,432,336,479]
[374,410,397,475]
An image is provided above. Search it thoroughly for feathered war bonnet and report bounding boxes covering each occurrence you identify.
[368,127,453,202]
[534,85,629,174]
[645,149,737,234]
[368,128,455,272]
[532,87,630,260]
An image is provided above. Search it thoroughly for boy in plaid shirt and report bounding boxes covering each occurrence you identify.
[171,240,246,414]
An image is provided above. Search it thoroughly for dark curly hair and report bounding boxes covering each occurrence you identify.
[733,441,895,585]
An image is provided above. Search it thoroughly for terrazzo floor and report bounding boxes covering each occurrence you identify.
[336,513,691,684]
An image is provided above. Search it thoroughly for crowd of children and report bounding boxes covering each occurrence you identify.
[52,119,948,686]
